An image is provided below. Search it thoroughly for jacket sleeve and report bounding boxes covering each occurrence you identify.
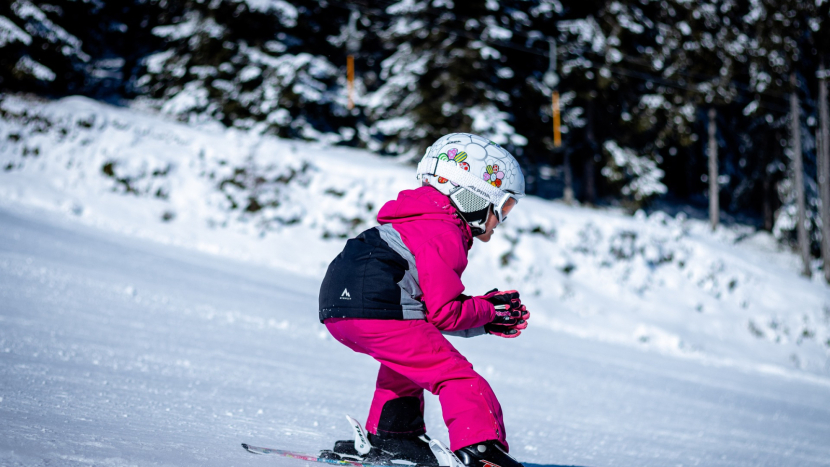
[414,232,495,332]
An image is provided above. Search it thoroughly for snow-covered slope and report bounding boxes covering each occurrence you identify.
[2,203,830,467]
[1,93,829,384]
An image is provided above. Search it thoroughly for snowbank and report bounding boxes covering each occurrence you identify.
[1,94,828,381]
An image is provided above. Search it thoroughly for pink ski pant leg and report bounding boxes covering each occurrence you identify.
[370,364,426,436]
[324,318,507,452]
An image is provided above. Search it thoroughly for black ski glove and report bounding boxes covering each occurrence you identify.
[480,289,530,338]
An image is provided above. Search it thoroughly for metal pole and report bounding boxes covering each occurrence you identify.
[548,38,557,76]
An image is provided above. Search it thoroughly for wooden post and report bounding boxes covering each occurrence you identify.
[552,91,561,148]
[347,54,354,110]
[818,60,830,283]
[346,9,358,112]
[708,107,719,231]
[790,72,812,277]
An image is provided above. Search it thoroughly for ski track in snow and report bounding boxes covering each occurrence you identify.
[1,207,830,467]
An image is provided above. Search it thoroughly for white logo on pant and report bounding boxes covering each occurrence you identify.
[340,288,351,300]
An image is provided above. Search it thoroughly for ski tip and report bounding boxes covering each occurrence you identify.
[242,443,263,455]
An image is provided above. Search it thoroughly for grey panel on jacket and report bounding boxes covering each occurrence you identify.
[376,224,426,320]
[441,327,487,338]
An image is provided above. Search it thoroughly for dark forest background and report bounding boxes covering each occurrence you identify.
[2,0,830,264]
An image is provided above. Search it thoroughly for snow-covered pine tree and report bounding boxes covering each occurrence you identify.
[743,0,822,268]
[64,0,169,99]
[557,0,668,208]
[552,0,673,205]
[0,0,91,94]
[510,1,590,202]
[0,0,181,100]
[639,0,746,226]
[361,0,529,157]
[136,0,350,139]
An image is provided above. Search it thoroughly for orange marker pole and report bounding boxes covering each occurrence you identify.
[347,54,355,110]
[552,91,561,147]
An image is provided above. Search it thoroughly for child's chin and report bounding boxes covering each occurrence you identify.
[476,232,493,242]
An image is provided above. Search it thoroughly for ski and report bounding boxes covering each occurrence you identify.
[240,443,418,467]
[242,415,465,467]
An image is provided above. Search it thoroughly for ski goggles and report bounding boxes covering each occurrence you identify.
[494,195,519,224]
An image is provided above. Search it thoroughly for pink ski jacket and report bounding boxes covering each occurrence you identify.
[377,186,496,332]
[318,186,495,334]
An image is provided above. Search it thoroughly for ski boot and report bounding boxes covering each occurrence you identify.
[453,441,523,467]
[321,415,438,466]
[320,439,364,461]
[323,434,438,465]
[320,415,375,462]
[367,432,438,466]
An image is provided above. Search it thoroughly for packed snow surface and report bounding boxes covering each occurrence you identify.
[1,95,830,466]
[2,203,830,467]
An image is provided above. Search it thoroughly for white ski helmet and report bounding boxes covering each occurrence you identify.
[416,133,525,234]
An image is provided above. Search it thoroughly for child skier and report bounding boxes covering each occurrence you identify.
[319,133,530,467]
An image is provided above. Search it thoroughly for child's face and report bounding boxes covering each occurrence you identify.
[476,198,517,242]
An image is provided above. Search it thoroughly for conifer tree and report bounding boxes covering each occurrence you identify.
[0,0,92,94]
[361,0,529,156]
[557,0,669,207]
[743,0,821,269]
[136,0,350,138]
[642,0,746,225]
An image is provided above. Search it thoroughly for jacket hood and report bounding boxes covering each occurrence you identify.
[377,186,473,247]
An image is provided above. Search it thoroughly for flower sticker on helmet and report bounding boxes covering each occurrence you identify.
[448,148,467,163]
[484,164,504,188]
[438,148,470,183]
